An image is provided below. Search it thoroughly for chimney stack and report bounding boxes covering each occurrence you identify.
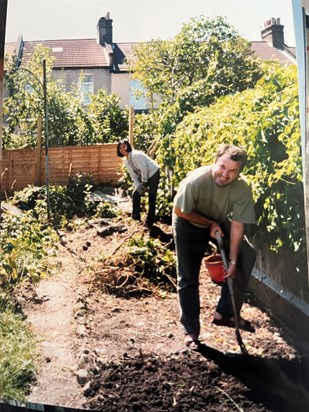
[261,17,285,49]
[97,13,113,46]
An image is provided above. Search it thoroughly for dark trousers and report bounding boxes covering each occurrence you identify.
[132,169,160,224]
[173,215,256,337]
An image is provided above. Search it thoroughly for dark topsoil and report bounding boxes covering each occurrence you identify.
[11,216,309,412]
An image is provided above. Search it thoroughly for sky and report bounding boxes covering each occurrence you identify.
[5,0,296,46]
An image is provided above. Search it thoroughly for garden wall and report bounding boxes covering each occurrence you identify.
[0,143,122,194]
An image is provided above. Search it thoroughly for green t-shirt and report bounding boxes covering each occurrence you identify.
[174,165,256,225]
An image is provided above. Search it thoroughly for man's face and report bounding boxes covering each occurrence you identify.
[212,154,242,187]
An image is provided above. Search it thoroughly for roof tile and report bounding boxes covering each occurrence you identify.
[5,38,296,72]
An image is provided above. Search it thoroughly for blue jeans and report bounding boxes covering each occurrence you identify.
[173,215,256,337]
[132,169,160,225]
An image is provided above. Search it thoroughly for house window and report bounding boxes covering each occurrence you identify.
[129,79,147,110]
[80,74,94,105]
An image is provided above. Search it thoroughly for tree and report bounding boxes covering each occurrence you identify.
[87,90,129,143]
[4,46,129,148]
[130,16,262,108]
[4,45,85,147]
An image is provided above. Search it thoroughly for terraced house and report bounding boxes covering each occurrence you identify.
[4,14,295,112]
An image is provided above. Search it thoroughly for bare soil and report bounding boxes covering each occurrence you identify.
[14,213,309,412]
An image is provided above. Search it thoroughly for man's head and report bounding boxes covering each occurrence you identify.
[212,144,248,187]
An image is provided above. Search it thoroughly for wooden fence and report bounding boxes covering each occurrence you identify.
[0,143,122,194]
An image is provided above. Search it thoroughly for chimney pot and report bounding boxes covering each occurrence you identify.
[261,17,285,49]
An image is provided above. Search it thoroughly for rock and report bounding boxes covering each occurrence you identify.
[76,369,88,386]
[77,324,87,337]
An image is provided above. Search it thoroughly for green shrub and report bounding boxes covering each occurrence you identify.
[156,63,303,251]
[0,213,58,286]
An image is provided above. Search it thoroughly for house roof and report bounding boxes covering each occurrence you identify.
[24,39,110,68]
[5,38,135,71]
[4,37,295,73]
[250,41,296,64]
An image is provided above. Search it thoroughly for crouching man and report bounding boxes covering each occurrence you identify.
[172,144,257,351]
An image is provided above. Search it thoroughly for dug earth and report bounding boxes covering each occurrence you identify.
[15,216,309,412]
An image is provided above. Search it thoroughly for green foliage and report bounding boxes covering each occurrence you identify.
[127,236,176,289]
[130,16,261,110]
[129,15,263,148]
[0,311,37,400]
[0,212,58,286]
[132,112,161,152]
[157,62,303,251]
[5,46,56,147]
[4,46,129,148]
[11,173,120,227]
[87,90,129,143]
[95,201,120,219]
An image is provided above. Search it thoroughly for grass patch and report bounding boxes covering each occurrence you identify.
[0,310,37,400]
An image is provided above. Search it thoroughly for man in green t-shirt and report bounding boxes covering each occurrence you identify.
[173,144,256,351]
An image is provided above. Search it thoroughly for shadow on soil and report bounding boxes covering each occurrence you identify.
[199,343,309,412]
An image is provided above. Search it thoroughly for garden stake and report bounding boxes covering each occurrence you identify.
[215,231,248,355]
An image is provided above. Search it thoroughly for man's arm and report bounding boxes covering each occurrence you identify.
[173,206,222,234]
[225,220,245,279]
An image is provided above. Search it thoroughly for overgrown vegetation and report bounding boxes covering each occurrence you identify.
[155,63,303,251]
[91,232,176,297]
[129,17,303,252]
[0,213,58,287]
[11,173,120,227]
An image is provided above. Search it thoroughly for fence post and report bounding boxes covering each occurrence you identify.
[129,107,134,146]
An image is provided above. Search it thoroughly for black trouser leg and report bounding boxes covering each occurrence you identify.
[132,189,141,220]
[146,170,160,225]
[173,216,211,338]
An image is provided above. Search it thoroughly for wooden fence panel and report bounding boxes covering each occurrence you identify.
[1,144,123,194]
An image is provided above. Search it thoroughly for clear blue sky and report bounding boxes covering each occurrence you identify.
[5,0,296,46]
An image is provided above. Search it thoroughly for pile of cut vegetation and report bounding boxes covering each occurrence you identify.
[90,228,176,298]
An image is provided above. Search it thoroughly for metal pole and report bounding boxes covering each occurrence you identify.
[43,59,50,220]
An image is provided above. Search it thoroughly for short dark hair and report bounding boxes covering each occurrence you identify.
[215,144,248,171]
[116,140,133,157]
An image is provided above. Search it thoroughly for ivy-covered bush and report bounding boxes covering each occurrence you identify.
[157,63,303,251]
